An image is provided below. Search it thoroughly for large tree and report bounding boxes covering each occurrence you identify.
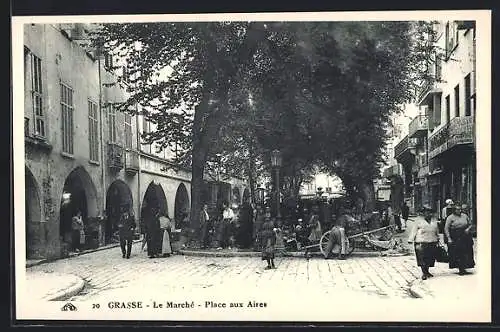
[93,20,435,239]
[94,22,272,241]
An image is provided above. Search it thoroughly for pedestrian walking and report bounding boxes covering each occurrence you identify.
[140,210,147,252]
[259,216,276,270]
[237,199,254,249]
[401,201,410,230]
[440,199,454,238]
[408,205,439,280]
[118,206,136,259]
[200,204,212,249]
[444,203,475,275]
[71,210,84,252]
[217,202,235,250]
[274,221,285,255]
[145,206,162,258]
[307,204,322,244]
[253,205,266,250]
[159,214,173,257]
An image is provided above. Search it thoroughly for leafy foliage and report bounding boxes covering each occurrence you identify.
[91,20,435,229]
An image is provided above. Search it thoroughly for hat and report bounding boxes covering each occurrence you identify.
[445,199,454,205]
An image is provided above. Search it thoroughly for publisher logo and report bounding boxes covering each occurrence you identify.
[61,303,77,312]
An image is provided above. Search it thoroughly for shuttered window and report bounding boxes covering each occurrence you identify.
[60,83,74,154]
[88,100,99,161]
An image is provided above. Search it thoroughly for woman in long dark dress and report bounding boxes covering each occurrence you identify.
[444,204,475,275]
[237,200,254,249]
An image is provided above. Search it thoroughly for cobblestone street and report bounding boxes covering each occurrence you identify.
[22,222,487,322]
[27,243,434,301]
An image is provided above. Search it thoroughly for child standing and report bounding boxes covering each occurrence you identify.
[260,216,277,269]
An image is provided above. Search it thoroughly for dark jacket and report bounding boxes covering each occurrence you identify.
[118,213,136,238]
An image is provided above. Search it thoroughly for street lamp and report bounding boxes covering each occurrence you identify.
[270,149,282,220]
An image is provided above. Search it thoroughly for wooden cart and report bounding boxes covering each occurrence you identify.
[302,224,396,257]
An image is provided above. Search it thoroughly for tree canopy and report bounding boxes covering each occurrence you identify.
[92,20,434,237]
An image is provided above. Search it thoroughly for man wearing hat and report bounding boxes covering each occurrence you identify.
[118,205,136,259]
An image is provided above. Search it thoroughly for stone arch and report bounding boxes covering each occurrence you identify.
[141,181,168,220]
[105,180,134,244]
[59,166,98,250]
[174,183,190,228]
[25,167,42,259]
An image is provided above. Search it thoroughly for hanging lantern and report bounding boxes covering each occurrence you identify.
[270,149,282,167]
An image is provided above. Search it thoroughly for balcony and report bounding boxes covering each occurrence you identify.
[417,80,442,107]
[124,149,140,174]
[428,116,475,159]
[394,135,417,164]
[107,143,124,170]
[408,115,428,139]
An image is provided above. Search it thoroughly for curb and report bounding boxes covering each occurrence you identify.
[44,274,86,301]
[27,239,142,268]
[176,249,401,259]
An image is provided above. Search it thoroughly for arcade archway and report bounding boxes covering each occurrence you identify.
[25,167,42,259]
[59,166,98,251]
[174,183,190,229]
[141,182,168,230]
[105,180,134,244]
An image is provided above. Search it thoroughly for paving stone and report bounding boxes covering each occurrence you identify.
[26,243,433,302]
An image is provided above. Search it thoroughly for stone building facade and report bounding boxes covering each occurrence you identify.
[23,23,248,260]
[387,20,476,223]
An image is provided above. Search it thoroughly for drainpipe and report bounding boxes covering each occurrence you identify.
[97,55,106,244]
[136,104,142,230]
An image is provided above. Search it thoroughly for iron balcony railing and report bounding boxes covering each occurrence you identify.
[417,79,441,106]
[107,142,124,170]
[428,116,474,159]
[124,149,140,174]
[394,135,417,160]
[408,115,428,138]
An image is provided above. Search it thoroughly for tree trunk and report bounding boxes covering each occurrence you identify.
[189,149,206,247]
[247,138,256,204]
[360,180,376,212]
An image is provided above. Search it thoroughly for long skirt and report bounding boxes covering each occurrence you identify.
[414,242,437,267]
[448,228,475,269]
[161,229,172,255]
[261,238,275,260]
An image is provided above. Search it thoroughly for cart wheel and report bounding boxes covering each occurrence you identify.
[319,231,332,257]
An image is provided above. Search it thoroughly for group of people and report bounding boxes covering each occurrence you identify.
[200,201,255,250]
[408,200,475,280]
[139,205,175,259]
